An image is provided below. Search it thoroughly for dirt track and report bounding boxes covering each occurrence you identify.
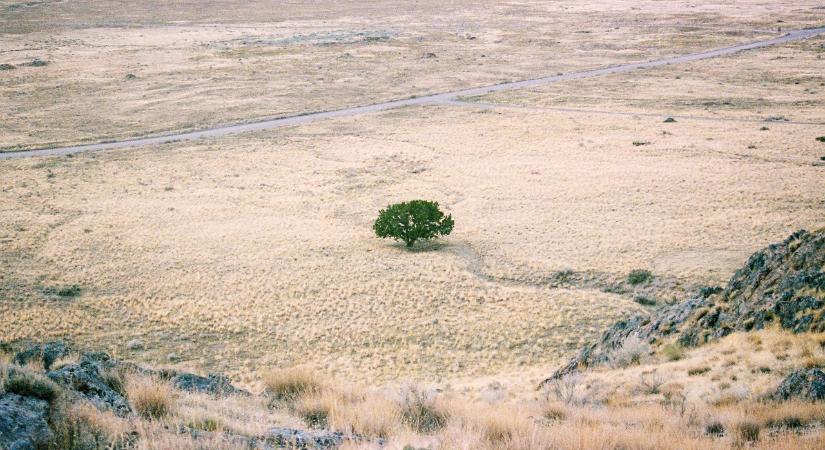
[1,26,823,161]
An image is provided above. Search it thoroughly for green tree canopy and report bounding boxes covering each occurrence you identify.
[373,200,454,248]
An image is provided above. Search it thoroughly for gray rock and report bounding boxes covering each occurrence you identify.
[0,393,53,450]
[171,373,248,396]
[126,339,144,350]
[47,356,132,416]
[773,369,825,401]
[264,427,345,449]
[14,341,70,370]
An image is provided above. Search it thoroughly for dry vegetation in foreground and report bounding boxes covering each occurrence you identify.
[2,329,824,449]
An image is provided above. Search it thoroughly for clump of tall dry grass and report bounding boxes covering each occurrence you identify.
[127,376,176,419]
[262,366,323,403]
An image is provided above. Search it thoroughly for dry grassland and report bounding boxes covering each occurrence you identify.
[2,94,823,381]
[471,35,825,124]
[2,0,825,150]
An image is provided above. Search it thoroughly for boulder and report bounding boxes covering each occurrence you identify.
[47,356,131,417]
[171,373,248,396]
[0,393,53,450]
[773,368,825,401]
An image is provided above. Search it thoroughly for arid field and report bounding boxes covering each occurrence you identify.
[1,1,825,449]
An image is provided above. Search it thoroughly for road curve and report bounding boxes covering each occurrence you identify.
[2,26,824,161]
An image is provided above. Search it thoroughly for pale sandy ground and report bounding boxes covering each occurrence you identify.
[2,0,825,150]
[2,98,823,382]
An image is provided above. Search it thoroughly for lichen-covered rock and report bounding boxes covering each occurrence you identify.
[47,356,131,417]
[545,229,825,383]
[171,373,248,396]
[13,341,70,370]
[773,369,825,401]
[0,393,53,450]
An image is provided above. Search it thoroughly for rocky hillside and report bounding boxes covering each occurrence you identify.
[545,228,825,383]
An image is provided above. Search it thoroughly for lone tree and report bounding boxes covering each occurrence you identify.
[373,200,454,248]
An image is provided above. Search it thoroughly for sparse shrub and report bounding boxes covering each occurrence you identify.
[632,141,651,146]
[627,269,653,285]
[398,386,448,433]
[638,375,665,395]
[542,404,566,421]
[127,377,175,419]
[545,374,582,405]
[766,415,804,429]
[41,284,82,298]
[634,295,656,307]
[705,421,725,437]
[687,366,710,376]
[737,421,760,442]
[5,372,60,402]
[296,395,330,428]
[373,200,454,248]
[188,416,223,432]
[660,343,685,361]
[663,117,676,123]
[262,367,322,403]
[553,269,574,284]
[609,336,651,368]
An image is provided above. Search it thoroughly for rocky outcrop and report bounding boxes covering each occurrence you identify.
[0,393,53,450]
[46,355,132,417]
[545,229,825,383]
[773,368,825,401]
[171,372,249,396]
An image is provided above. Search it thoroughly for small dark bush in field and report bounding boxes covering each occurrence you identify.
[705,421,725,437]
[0,63,14,70]
[632,141,651,146]
[5,373,60,402]
[374,200,453,248]
[663,117,676,123]
[760,126,769,131]
[737,422,760,442]
[57,285,82,297]
[767,416,804,429]
[817,136,825,142]
[627,269,653,285]
[634,295,656,306]
[687,366,711,376]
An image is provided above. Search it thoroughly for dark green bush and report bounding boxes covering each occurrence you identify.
[663,117,676,123]
[627,269,653,285]
[634,296,656,306]
[816,136,825,142]
[373,200,454,248]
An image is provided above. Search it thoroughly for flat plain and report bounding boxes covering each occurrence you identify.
[1,1,825,448]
